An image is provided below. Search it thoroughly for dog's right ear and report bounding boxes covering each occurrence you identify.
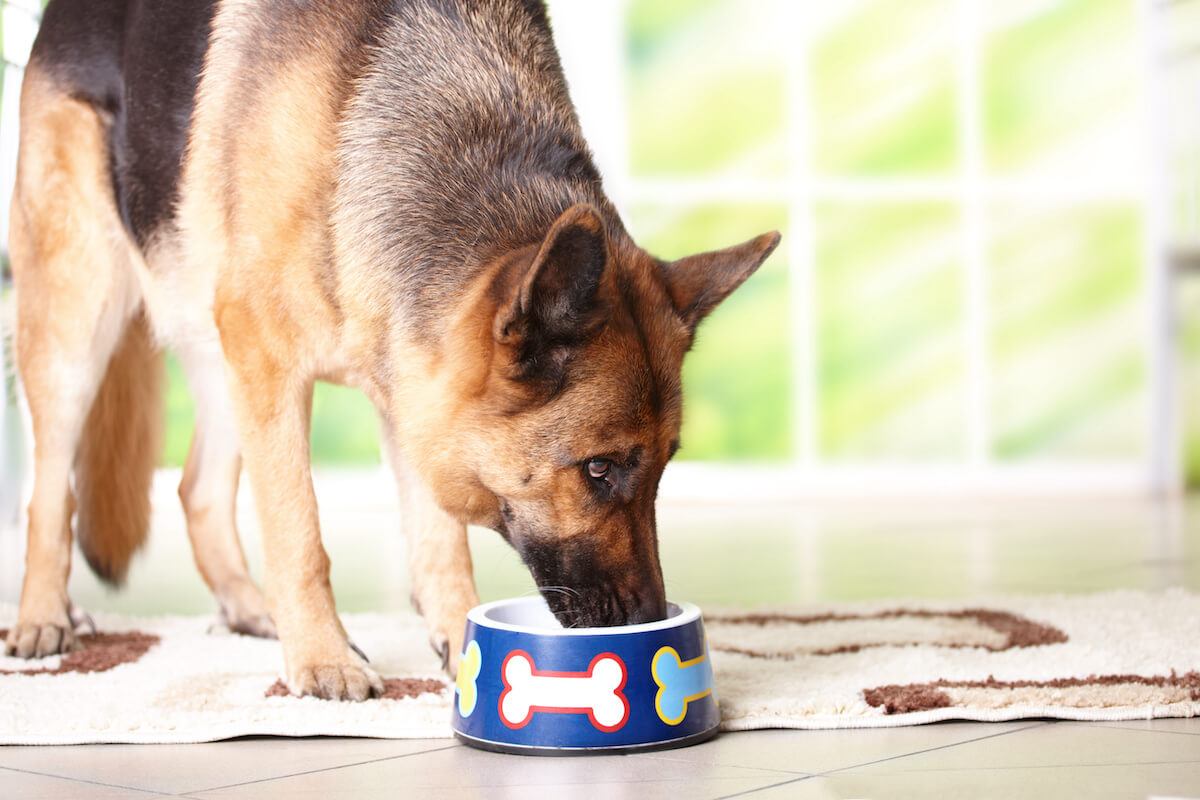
[494,204,608,376]
[660,231,781,331]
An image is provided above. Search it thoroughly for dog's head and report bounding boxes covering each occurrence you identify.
[419,203,779,628]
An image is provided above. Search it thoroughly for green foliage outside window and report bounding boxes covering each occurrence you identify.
[4,0,1184,478]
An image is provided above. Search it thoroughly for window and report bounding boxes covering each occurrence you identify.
[0,0,1175,493]
[549,0,1167,490]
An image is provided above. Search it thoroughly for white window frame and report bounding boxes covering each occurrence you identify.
[551,0,1176,499]
[0,0,1178,501]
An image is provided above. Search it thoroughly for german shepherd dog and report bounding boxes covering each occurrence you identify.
[6,0,779,700]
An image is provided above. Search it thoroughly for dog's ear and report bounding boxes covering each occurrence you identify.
[661,231,781,329]
[494,203,608,376]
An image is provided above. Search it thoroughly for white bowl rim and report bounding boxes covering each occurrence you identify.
[468,596,700,636]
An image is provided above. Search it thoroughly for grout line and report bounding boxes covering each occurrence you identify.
[450,774,789,791]
[855,758,1200,775]
[636,753,810,778]
[186,742,461,795]
[0,764,166,796]
[1076,722,1200,738]
[712,722,1049,800]
[713,773,817,799]
[633,749,811,777]
[815,722,1049,776]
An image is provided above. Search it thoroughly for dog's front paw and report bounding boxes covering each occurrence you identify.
[5,592,81,658]
[4,618,77,658]
[287,653,384,701]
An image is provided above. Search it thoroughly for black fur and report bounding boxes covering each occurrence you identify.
[31,0,216,247]
[334,0,623,343]
[516,532,662,627]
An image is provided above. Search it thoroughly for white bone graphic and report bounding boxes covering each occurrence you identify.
[499,650,629,732]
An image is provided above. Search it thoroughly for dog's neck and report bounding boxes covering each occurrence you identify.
[331,2,624,349]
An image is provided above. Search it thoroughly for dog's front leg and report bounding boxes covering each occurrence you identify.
[395,461,478,676]
[225,354,382,701]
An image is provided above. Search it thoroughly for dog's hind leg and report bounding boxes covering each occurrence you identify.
[5,74,143,657]
[176,342,275,639]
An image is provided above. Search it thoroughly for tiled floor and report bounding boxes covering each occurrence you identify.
[1,720,1199,799]
[2,475,1199,798]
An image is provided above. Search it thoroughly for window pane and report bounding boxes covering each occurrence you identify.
[630,203,792,461]
[815,202,965,459]
[162,356,193,467]
[989,203,1145,460]
[811,0,958,176]
[1166,0,1200,241]
[625,0,786,178]
[161,362,380,467]
[1184,277,1200,486]
[983,0,1138,179]
[310,384,381,465]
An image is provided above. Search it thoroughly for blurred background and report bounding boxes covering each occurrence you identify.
[1,0,1198,617]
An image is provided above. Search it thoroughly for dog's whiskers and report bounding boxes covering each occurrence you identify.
[536,585,580,599]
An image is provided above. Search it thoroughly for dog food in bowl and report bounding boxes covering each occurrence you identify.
[451,597,718,754]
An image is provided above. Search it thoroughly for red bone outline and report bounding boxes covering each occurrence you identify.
[498,649,630,732]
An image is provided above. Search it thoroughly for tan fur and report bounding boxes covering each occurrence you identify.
[75,313,162,585]
[6,70,142,657]
[10,1,779,699]
[175,3,383,698]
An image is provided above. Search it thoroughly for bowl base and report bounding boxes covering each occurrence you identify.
[453,726,720,757]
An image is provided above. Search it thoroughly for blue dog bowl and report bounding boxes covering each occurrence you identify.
[451,597,719,755]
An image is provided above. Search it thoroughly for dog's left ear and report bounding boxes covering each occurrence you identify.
[661,231,781,330]
[495,204,608,371]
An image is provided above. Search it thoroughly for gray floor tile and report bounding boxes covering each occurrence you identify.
[639,722,1035,775]
[866,721,1200,770]
[6,490,1200,799]
[0,766,173,799]
[0,737,450,795]
[738,762,1200,800]
[1084,717,1200,736]
[190,742,796,799]
[215,775,788,800]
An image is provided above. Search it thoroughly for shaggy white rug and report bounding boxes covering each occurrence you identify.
[2,589,1198,744]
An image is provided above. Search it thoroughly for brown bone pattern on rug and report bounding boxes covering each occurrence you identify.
[864,672,1200,714]
[264,678,448,701]
[0,629,159,675]
[0,627,446,700]
[705,608,1068,658]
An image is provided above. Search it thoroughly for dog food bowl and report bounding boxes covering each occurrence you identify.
[451,597,719,755]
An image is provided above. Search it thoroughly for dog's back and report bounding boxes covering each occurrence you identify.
[31,0,601,277]
[11,0,611,602]
[30,0,216,249]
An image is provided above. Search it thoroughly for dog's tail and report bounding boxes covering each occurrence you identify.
[74,313,163,585]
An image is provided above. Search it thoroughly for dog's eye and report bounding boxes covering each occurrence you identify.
[585,458,612,481]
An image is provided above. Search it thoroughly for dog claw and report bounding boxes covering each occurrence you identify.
[349,639,370,664]
[430,634,451,673]
[69,605,96,636]
[213,579,276,639]
[4,621,77,658]
[217,605,277,640]
[290,660,383,701]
